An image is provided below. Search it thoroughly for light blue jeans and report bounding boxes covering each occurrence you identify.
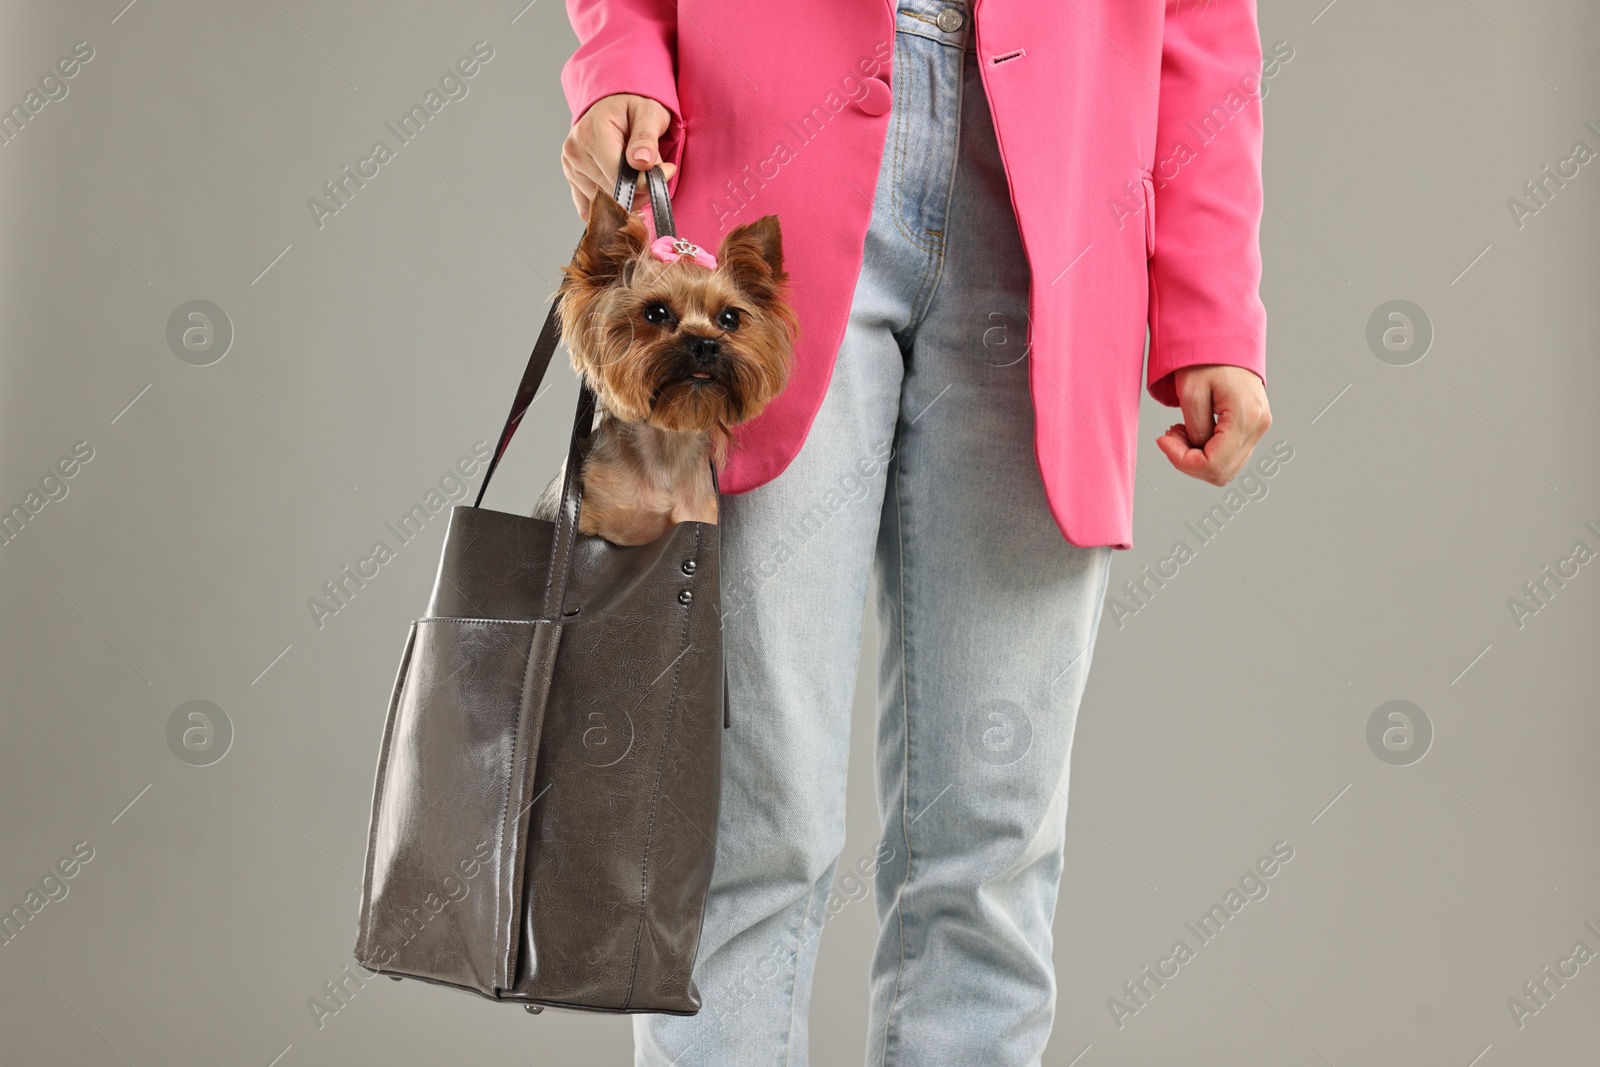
[636,7,1114,1065]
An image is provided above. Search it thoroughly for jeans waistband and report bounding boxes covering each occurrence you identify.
[894,2,976,52]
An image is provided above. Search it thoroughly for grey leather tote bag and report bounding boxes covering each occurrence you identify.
[354,162,726,1016]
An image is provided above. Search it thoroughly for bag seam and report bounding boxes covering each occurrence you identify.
[491,622,543,993]
[413,616,540,626]
[357,621,419,964]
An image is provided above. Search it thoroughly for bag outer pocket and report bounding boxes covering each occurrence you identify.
[356,616,558,994]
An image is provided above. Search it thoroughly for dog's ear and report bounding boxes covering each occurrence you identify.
[568,191,649,287]
[716,215,786,300]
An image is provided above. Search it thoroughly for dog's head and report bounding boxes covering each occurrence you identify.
[555,191,799,435]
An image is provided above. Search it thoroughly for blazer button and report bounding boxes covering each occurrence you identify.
[852,76,891,117]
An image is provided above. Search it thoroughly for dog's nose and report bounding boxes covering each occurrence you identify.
[689,337,720,364]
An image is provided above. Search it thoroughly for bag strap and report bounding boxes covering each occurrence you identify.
[472,159,678,510]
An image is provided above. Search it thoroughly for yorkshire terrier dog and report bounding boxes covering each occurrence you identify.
[532,190,798,546]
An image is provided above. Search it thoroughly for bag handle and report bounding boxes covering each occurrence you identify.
[472,157,672,510]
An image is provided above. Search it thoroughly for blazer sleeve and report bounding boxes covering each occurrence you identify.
[560,0,687,190]
[1144,0,1269,407]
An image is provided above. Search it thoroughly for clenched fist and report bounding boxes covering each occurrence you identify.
[1156,364,1273,486]
[561,93,678,221]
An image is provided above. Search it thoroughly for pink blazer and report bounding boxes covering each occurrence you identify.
[561,0,1268,549]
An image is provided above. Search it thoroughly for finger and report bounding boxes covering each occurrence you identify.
[624,97,672,170]
[1200,408,1251,482]
[1158,416,1240,485]
[1181,377,1216,448]
[1154,431,1189,469]
[591,143,651,207]
[582,131,625,206]
[572,106,630,202]
[562,129,608,217]
[624,104,674,203]
[1156,423,1208,476]
[1205,384,1271,480]
[566,159,601,221]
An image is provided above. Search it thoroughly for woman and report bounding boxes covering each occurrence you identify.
[558,1,1273,1063]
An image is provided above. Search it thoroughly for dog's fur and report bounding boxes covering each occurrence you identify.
[531,191,798,546]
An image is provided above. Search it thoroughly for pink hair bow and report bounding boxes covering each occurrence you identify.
[649,235,718,270]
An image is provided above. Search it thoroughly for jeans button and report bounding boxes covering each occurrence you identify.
[936,8,964,32]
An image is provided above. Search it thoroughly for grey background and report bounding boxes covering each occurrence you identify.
[1,1,1596,1064]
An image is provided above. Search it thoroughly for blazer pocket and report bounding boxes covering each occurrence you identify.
[1140,170,1156,259]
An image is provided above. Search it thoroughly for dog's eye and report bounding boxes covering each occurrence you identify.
[643,302,674,326]
[716,308,743,331]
